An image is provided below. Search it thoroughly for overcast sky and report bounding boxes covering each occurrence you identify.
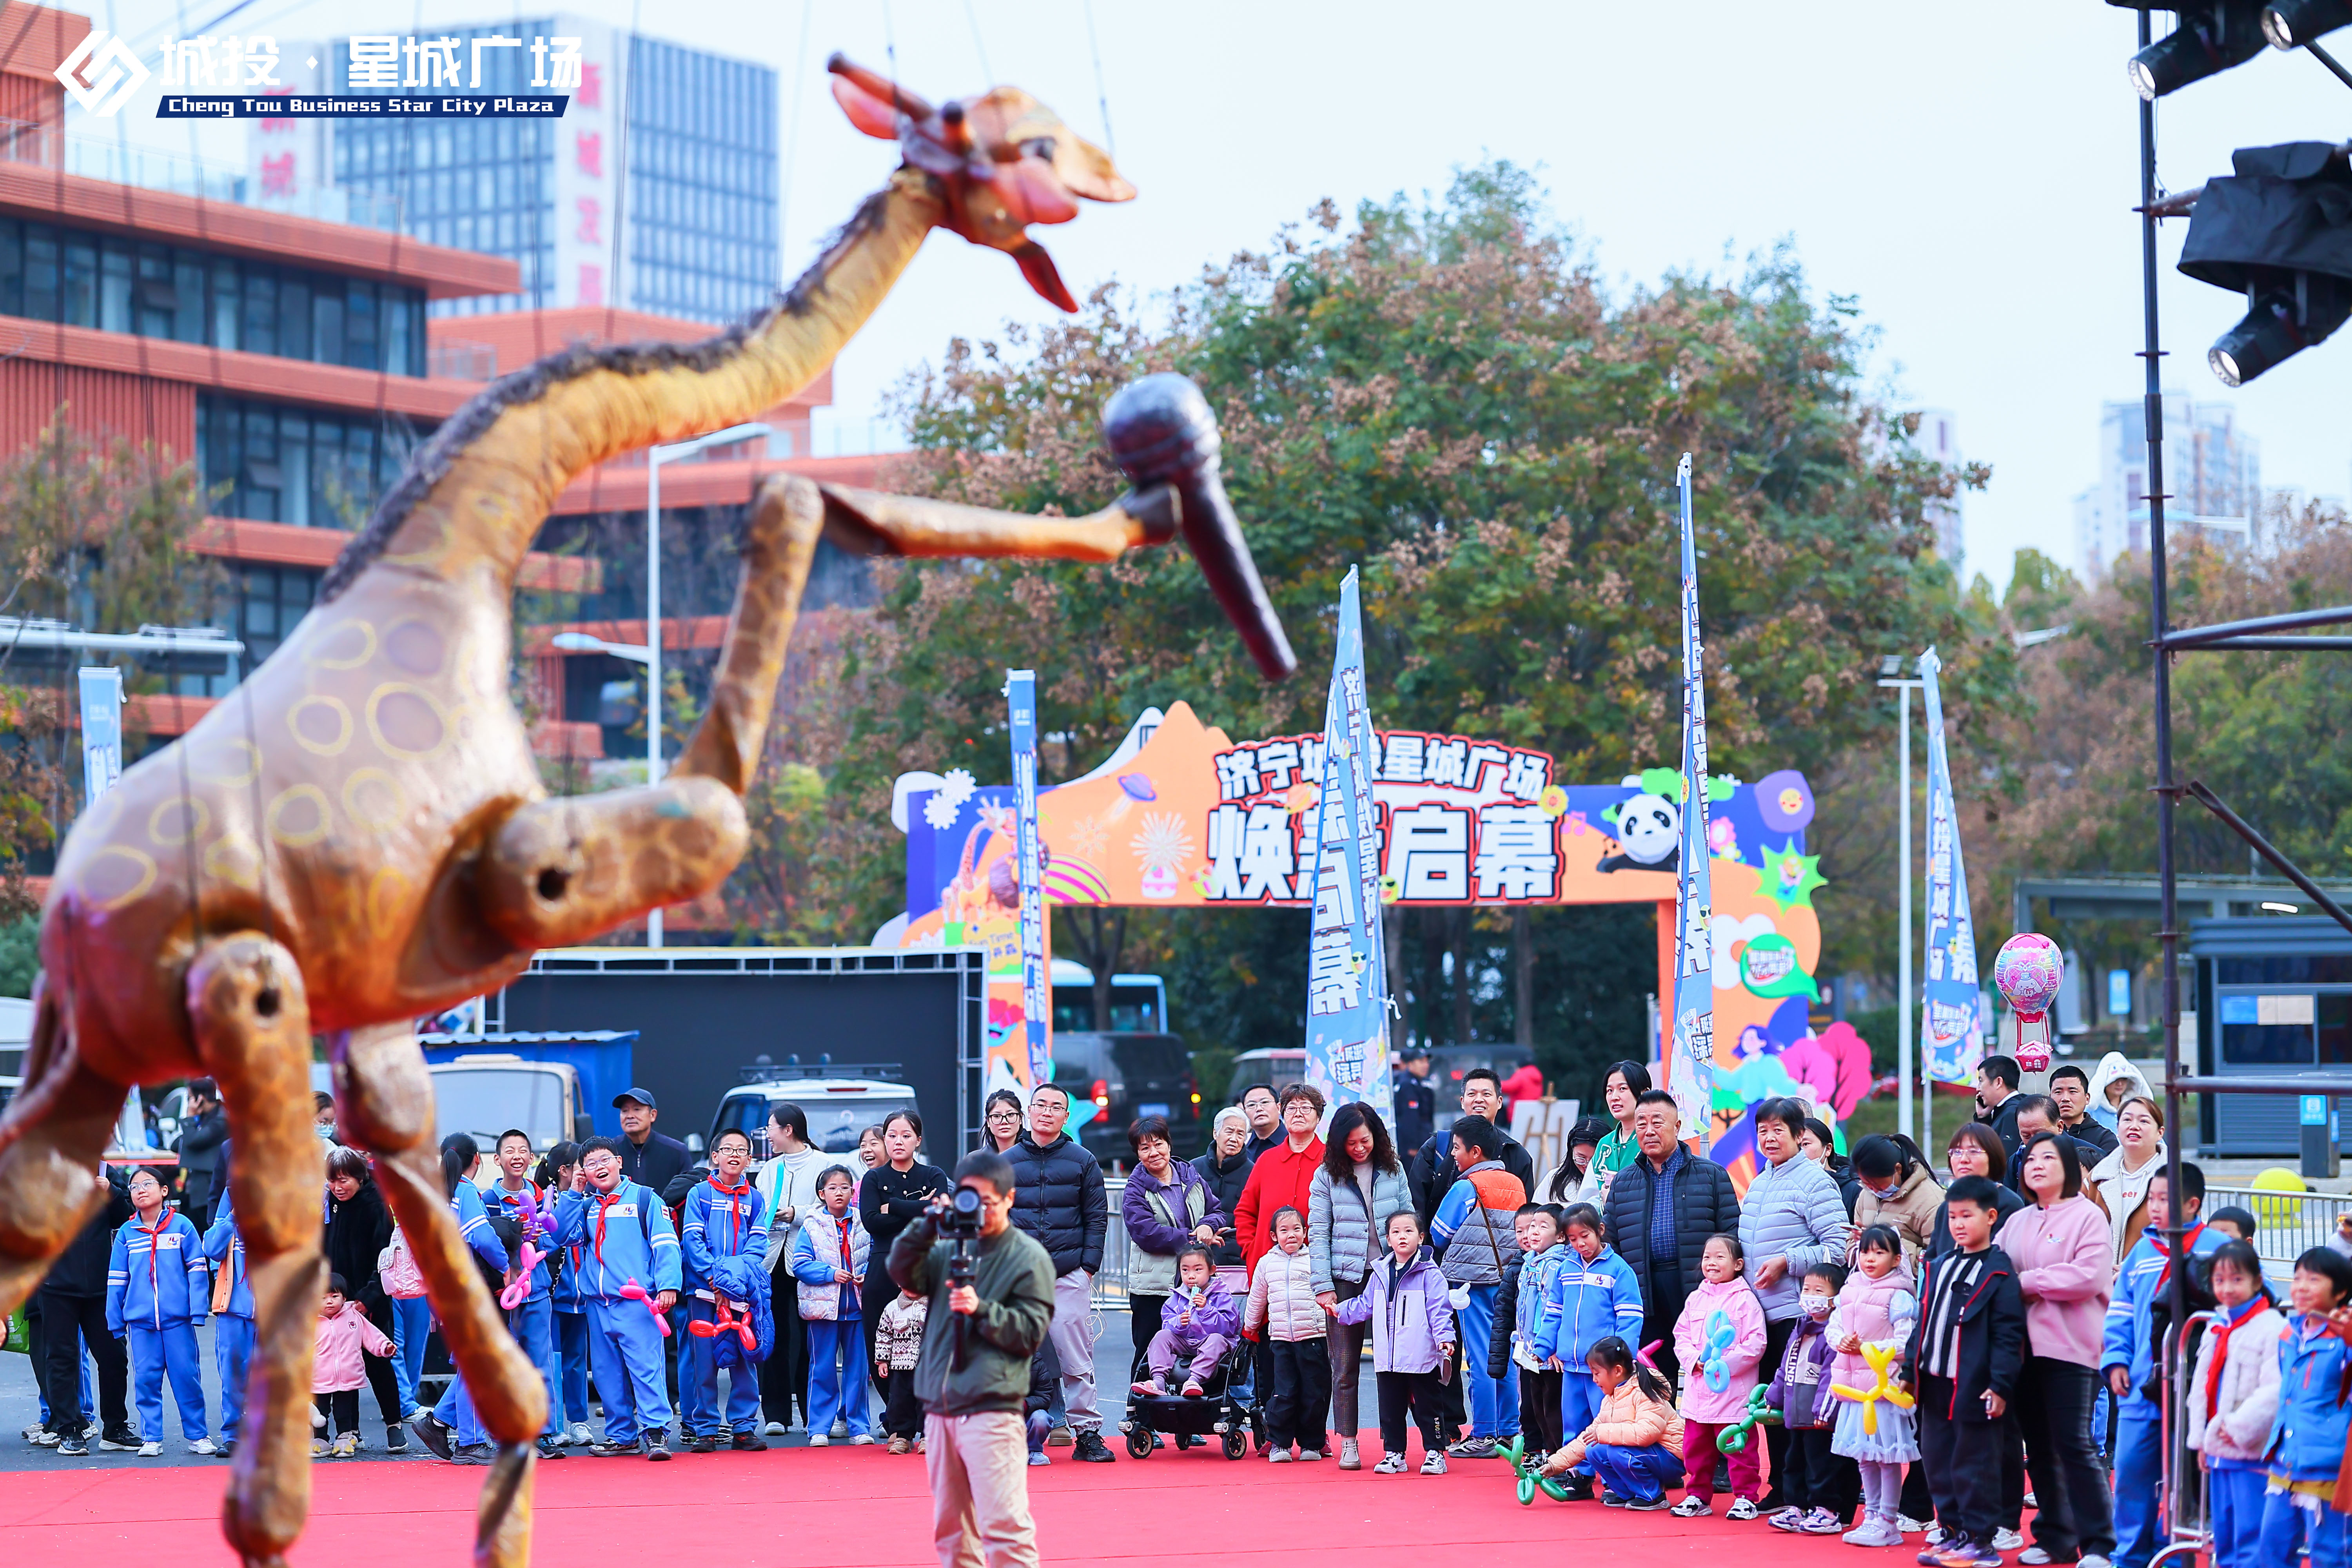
[85,1,2352,595]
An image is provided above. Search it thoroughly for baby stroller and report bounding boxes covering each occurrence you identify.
[1117,1335,1261,1460]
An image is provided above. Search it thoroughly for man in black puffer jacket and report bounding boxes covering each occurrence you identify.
[1600,1090,1738,1387]
[36,1163,136,1452]
[1002,1084,1112,1462]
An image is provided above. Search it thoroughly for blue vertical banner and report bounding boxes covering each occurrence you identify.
[1918,647,1982,1085]
[1301,567,1392,1123]
[1668,456,1719,1135]
[1006,669,1053,1091]
[78,666,123,804]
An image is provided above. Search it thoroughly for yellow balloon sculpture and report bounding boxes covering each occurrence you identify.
[1828,1341,1916,1436]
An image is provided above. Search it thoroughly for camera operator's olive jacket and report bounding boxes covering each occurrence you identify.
[888,1212,1056,1417]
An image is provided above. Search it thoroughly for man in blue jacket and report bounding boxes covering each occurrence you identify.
[203,1192,256,1456]
[680,1128,770,1452]
[106,1166,214,1456]
[2102,1162,2219,1568]
[553,1134,682,1459]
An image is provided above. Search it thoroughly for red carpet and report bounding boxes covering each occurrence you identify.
[0,1444,1880,1565]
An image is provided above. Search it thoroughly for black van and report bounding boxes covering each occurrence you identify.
[1047,1031,1203,1166]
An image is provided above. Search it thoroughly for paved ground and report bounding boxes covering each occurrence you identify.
[2,1308,1146,1472]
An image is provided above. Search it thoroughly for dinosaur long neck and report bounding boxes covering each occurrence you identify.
[344,169,942,603]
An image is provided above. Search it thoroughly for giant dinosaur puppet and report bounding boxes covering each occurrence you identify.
[0,56,1291,1568]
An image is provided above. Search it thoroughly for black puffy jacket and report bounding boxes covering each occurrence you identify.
[325,1176,396,1313]
[1601,1149,1741,1298]
[41,1166,134,1297]
[1004,1132,1106,1278]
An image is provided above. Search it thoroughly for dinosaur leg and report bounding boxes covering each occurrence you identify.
[336,1023,542,1568]
[0,1047,123,1320]
[189,935,325,1568]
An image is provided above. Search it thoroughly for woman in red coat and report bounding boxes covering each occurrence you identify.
[1232,1084,1328,1269]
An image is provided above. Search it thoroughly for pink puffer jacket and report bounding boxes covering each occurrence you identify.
[1828,1264,1916,1391]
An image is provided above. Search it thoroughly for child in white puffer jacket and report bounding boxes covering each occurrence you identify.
[2186,1239,2283,1568]
[1245,1207,1330,1461]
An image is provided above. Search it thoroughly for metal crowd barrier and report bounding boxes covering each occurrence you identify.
[2203,1181,2352,1276]
[1094,1176,1131,1306]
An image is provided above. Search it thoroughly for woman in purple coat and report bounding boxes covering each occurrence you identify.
[1122,1114,1224,1381]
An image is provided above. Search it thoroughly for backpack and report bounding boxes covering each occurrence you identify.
[379,1227,427,1299]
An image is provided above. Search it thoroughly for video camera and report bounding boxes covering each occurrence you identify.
[942,1184,985,1369]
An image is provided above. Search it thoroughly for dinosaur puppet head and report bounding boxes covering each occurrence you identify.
[827,53,1133,312]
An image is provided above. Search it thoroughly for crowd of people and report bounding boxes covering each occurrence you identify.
[14,1055,2352,1568]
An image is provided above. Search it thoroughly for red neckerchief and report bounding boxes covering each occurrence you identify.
[590,1183,628,1270]
[2205,1296,2270,1423]
[708,1176,751,1254]
[134,1206,172,1319]
[2154,1222,2207,1294]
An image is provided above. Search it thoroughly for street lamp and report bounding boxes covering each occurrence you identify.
[1877,653,1924,1145]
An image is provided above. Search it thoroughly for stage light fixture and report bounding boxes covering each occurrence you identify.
[2178,142,2352,385]
[2263,0,2352,48]
[2128,1,2270,98]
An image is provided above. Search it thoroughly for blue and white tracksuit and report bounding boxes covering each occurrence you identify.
[788,1208,871,1439]
[203,1199,256,1445]
[2259,1312,2352,1568]
[430,1181,512,1447]
[550,1232,591,1430]
[1535,1243,1646,1474]
[2101,1221,2222,1568]
[680,1177,767,1437]
[485,1181,559,1438]
[106,1207,211,1443]
[553,1180,682,1443]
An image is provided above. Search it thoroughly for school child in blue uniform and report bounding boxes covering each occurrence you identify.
[204,1191,256,1455]
[552,1134,682,1459]
[408,1135,513,1463]
[484,1129,564,1459]
[680,1128,770,1451]
[543,1142,594,1444]
[2101,1164,2222,1568]
[788,1164,871,1446]
[2259,1248,2352,1568]
[1535,1201,1644,1497]
[106,1166,213,1455]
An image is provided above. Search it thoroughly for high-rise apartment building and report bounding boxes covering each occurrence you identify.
[2074,394,2261,580]
[1912,407,1964,566]
[325,16,778,325]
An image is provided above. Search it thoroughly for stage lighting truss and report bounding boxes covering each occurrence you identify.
[2126,0,2272,98]
[2176,141,2352,384]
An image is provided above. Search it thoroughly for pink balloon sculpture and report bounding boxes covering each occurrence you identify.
[497,1186,551,1310]
[618,1278,671,1336]
[1994,933,2065,1073]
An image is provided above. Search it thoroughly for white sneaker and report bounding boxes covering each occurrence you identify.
[1267,1447,1293,1463]
[763,1421,786,1437]
[829,1419,848,1439]
[310,1406,325,1430]
[190,1437,218,1455]
[138,1441,162,1457]
[1374,1452,1407,1474]
[1672,1496,1713,1517]
[1896,1516,1932,1535]
[1924,1526,1945,1546]
[1339,1438,1360,1470]
[1726,1497,1760,1521]
[570,1423,593,1446]
[2078,1556,2114,1568]
[850,1433,873,1446]
[1298,1448,1324,1461]
[25,1429,59,1448]
[1420,1452,1447,1475]
[1992,1528,2025,1552]
[808,1432,828,1447]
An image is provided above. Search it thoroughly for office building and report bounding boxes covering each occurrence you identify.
[2074,394,2261,580]
[325,16,779,326]
[1912,407,1964,566]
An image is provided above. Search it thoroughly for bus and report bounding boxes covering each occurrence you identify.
[1049,959,1170,1034]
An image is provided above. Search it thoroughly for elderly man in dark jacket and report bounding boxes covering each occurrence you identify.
[1003,1083,1112,1463]
[1601,1090,1740,1387]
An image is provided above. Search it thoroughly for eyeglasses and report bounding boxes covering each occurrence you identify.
[987,1108,1020,1121]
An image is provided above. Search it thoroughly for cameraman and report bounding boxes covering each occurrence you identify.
[889,1150,1056,1568]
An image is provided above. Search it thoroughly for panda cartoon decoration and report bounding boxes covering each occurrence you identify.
[1596,780,1681,875]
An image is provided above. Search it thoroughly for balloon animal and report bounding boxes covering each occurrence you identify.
[0,53,1289,1568]
[1716,1382,1782,1454]
[1499,1433,1573,1504]
[1828,1341,1916,1437]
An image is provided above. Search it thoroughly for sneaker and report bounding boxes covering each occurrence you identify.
[2024,1492,2037,1509]
[1268,1447,1294,1463]
[762,1421,786,1437]
[1897,1517,1934,1536]
[1769,1507,1808,1532]
[645,1436,671,1461]
[731,1432,769,1452]
[450,1443,494,1465]
[1728,1497,1761,1521]
[408,1412,453,1461]
[1992,1530,2025,1553]
[191,1437,218,1456]
[56,1436,88,1457]
[330,1433,359,1459]
[1627,1494,1674,1510]
[829,1419,848,1439]
[1447,1436,1497,1458]
[1373,1451,1409,1474]
[887,1436,910,1455]
[684,1434,718,1455]
[1846,1516,1904,1548]
[138,1441,162,1457]
[218,1442,236,1459]
[1934,1546,2001,1568]
[1925,1526,1948,1546]
[2078,1557,2113,1568]
[28,1429,62,1448]
[1602,1493,1631,1508]
[386,1425,409,1453]
[537,1436,566,1460]
[1561,1475,1595,1501]
[1339,1438,1360,1470]
[1298,1448,1325,1461]
[1918,1536,1958,1566]
[850,1432,874,1446]
[1421,1452,1448,1475]
[1802,1508,1847,1534]
[1046,1425,1073,1448]
[1027,1451,1050,1466]
[808,1432,829,1448]
[573,1423,596,1446]
[1072,1432,1116,1463]
[310,1405,325,1430]
[2017,1551,2062,1566]
[588,1438,641,1457]
[100,1430,139,1452]
[1673,1497,1713,1517]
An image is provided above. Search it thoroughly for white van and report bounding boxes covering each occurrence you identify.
[708,1076,925,1161]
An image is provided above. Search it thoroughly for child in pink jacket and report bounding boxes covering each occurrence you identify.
[314,1273,394,1457]
[1672,1233,1769,1518]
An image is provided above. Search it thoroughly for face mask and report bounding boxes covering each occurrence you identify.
[1799,1292,1833,1318]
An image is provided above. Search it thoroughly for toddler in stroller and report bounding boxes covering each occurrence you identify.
[1122,1245,1256,1460]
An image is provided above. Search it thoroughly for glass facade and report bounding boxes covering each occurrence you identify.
[234,563,320,674]
[332,23,776,325]
[624,34,777,322]
[0,217,427,375]
[196,394,427,528]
